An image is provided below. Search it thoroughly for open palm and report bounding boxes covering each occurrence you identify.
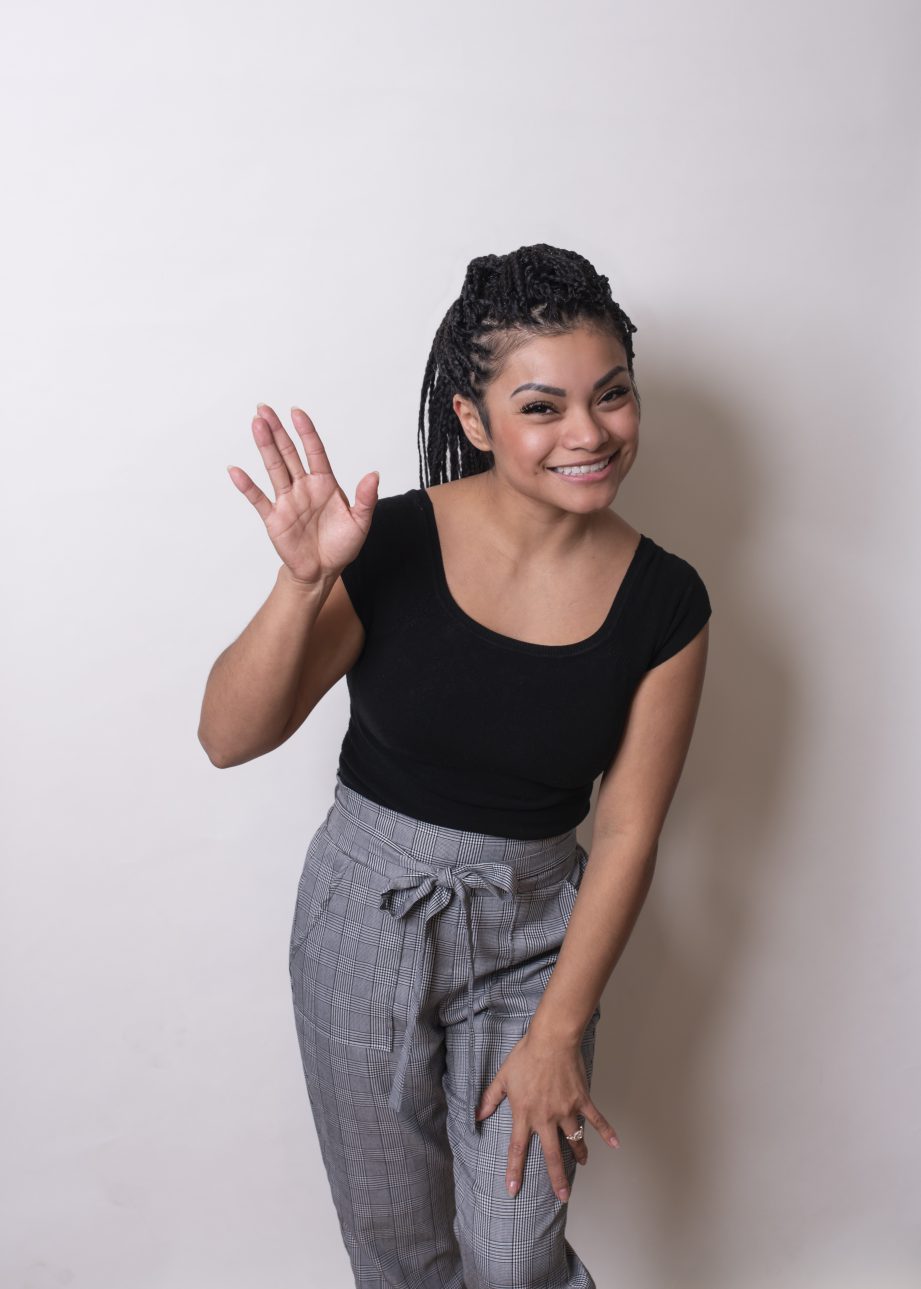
[227,404,379,586]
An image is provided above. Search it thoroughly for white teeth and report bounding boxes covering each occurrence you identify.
[549,452,616,476]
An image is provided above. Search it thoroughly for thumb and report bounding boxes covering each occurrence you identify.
[351,471,380,525]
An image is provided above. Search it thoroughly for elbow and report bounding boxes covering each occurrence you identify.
[640,841,659,880]
[198,728,233,769]
[197,725,287,768]
[592,830,659,869]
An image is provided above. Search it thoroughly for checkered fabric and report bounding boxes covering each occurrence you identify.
[288,774,601,1288]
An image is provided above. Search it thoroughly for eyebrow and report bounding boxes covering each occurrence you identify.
[509,365,628,399]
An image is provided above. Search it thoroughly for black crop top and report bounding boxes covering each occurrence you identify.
[336,487,711,839]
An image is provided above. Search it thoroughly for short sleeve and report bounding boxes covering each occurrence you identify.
[340,547,372,632]
[647,562,712,669]
[337,494,397,634]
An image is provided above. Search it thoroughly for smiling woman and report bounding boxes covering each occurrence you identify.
[202,242,711,1289]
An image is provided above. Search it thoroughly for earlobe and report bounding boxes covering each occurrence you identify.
[463,426,490,454]
[453,395,489,454]
[466,430,491,455]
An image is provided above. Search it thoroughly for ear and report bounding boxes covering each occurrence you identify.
[452,393,491,454]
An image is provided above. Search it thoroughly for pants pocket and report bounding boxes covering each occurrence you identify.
[560,843,602,1024]
[559,841,590,922]
[288,825,349,971]
[499,842,601,1026]
[290,844,405,1052]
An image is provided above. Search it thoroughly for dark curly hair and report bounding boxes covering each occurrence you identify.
[417,243,639,487]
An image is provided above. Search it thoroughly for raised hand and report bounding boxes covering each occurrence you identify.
[227,404,379,587]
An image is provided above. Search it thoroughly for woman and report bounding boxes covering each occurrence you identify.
[198,243,711,1289]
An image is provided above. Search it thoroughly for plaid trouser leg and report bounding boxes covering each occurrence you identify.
[289,778,600,1288]
[291,1006,465,1288]
[290,819,465,1287]
[442,897,600,1289]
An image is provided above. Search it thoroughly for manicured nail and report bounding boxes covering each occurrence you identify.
[558,1187,570,1202]
[507,1179,519,1196]
[609,1135,620,1147]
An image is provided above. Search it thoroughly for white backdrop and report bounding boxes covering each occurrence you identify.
[3,1,919,1286]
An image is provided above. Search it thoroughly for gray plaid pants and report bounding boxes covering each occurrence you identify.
[288,775,600,1288]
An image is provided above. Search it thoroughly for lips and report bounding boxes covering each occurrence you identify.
[547,450,619,473]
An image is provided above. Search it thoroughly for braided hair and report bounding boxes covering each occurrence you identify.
[417,243,639,487]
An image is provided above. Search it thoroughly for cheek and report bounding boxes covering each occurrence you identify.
[616,408,641,440]
[496,425,556,460]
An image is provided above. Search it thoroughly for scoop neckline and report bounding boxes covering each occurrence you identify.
[416,486,650,656]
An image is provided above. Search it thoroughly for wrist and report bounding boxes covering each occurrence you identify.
[276,564,335,599]
[526,1006,589,1049]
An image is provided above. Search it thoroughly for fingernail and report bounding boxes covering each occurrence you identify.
[558,1187,570,1202]
[609,1135,620,1147]
[507,1179,519,1196]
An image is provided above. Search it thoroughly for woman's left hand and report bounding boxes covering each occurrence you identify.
[475,1026,621,1202]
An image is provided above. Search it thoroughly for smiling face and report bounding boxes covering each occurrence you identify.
[452,323,640,512]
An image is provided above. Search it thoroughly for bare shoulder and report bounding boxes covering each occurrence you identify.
[423,476,485,520]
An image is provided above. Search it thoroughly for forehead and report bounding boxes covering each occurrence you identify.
[495,325,628,388]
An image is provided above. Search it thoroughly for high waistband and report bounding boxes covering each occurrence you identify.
[326,776,586,1135]
[328,775,580,889]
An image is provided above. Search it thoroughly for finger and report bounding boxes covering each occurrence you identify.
[251,413,300,501]
[505,1123,531,1198]
[255,404,308,481]
[581,1098,621,1149]
[226,464,273,524]
[538,1125,571,1203]
[290,406,335,478]
[475,1077,507,1123]
[560,1117,589,1167]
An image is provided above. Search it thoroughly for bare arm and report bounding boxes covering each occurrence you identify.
[474,623,710,1202]
[528,621,710,1043]
[197,565,361,767]
[197,403,378,767]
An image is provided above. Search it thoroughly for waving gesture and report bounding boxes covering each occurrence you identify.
[227,404,379,588]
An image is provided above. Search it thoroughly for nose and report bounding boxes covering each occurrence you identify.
[560,404,613,452]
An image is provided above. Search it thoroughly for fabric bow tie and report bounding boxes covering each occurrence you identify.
[379,861,519,1135]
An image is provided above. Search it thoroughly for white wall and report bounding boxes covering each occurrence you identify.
[3,1,919,1286]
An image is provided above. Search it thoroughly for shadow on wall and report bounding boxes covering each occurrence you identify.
[575,342,805,1289]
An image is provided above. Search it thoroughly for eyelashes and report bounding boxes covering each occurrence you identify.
[520,386,631,415]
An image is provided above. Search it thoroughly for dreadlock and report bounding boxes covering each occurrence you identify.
[417,243,639,487]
